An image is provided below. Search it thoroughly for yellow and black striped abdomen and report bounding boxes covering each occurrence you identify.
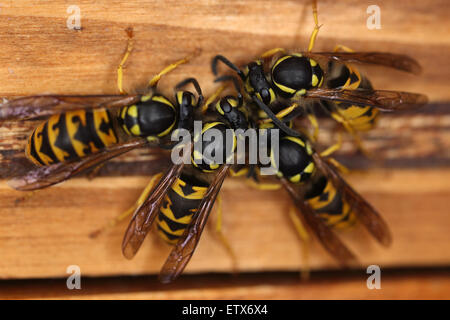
[305,176,356,229]
[26,109,117,166]
[327,62,379,132]
[157,174,208,245]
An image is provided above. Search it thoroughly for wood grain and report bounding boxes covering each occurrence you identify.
[1,270,449,300]
[0,168,450,279]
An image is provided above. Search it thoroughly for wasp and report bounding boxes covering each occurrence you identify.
[0,29,204,191]
[121,77,251,283]
[265,131,392,266]
[210,0,428,153]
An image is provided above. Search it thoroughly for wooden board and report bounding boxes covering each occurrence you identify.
[0,167,450,279]
[1,270,449,300]
[0,0,449,297]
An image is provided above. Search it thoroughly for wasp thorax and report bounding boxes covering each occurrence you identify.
[119,95,176,138]
[271,55,323,98]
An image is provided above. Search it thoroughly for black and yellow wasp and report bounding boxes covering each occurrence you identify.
[0,29,251,282]
[265,131,392,266]
[0,28,232,283]
[210,0,428,152]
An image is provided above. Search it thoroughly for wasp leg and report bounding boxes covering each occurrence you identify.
[214,194,238,272]
[333,44,355,53]
[330,112,371,157]
[307,0,322,52]
[148,49,200,89]
[117,27,134,95]
[319,132,350,174]
[89,173,163,238]
[288,206,310,281]
[320,131,343,157]
[260,47,286,59]
[305,104,320,142]
[204,84,227,114]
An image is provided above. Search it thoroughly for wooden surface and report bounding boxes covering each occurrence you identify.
[0,0,449,299]
[1,270,449,300]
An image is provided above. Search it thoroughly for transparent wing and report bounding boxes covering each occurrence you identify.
[0,95,141,120]
[305,88,428,111]
[121,162,185,259]
[312,152,392,247]
[280,178,358,266]
[8,139,148,191]
[306,52,422,74]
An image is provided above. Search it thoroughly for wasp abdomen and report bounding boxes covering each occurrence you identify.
[306,175,356,229]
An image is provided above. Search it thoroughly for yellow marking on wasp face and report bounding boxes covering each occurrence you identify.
[310,59,317,67]
[130,124,141,136]
[312,74,319,87]
[146,136,158,142]
[141,94,151,102]
[127,105,138,118]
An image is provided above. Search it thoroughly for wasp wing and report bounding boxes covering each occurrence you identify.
[159,164,230,284]
[121,162,185,260]
[305,88,428,112]
[0,95,141,121]
[306,52,422,75]
[280,178,358,267]
[8,139,148,191]
[312,152,392,247]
